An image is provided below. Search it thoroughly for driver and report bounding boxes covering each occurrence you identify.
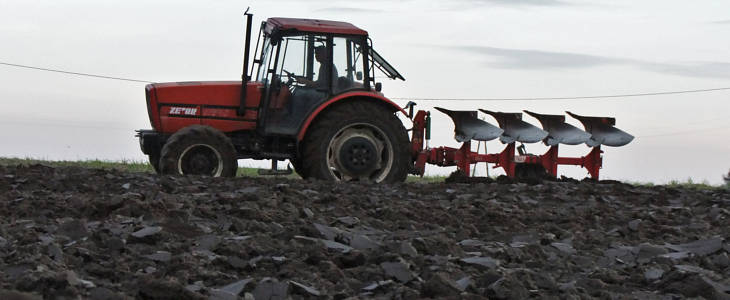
[295,45,338,89]
[287,46,338,117]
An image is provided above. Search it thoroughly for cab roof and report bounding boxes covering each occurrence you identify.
[265,18,368,36]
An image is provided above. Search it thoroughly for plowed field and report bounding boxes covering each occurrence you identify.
[1,164,729,299]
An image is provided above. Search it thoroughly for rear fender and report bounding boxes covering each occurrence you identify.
[296,91,409,141]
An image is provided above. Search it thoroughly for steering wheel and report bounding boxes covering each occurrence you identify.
[282,70,298,86]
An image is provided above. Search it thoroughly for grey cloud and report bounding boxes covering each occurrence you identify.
[455,45,730,79]
[460,46,620,69]
[314,7,385,13]
[642,62,730,79]
[711,19,730,24]
[468,0,569,6]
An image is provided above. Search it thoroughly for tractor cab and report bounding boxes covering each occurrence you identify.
[251,18,404,137]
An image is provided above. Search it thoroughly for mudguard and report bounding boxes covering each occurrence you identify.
[296,91,408,141]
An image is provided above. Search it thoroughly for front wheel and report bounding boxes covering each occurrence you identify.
[148,153,161,174]
[290,158,308,179]
[159,125,238,177]
[301,101,410,183]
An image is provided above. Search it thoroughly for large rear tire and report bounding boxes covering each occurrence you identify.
[159,125,238,177]
[301,101,410,183]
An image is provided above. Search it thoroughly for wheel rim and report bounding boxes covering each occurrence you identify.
[326,123,394,182]
[178,144,224,176]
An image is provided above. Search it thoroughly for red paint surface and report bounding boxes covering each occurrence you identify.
[266,18,368,36]
[147,81,262,134]
[296,91,408,141]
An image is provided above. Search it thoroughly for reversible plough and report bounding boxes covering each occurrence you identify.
[407,104,634,180]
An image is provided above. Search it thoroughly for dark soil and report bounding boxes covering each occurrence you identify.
[1,164,729,299]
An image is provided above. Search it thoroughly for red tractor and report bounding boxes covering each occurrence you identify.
[137,11,412,182]
[137,11,633,182]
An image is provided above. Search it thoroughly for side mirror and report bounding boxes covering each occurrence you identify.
[356,71,362,81]
[375,82,382,92]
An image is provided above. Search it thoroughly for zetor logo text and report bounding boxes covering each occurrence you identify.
[169,107,198,116]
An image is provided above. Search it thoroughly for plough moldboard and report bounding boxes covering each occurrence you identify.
[409,105,634,180]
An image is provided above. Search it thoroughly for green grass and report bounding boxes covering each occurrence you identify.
[0,157,444,182]
[629,178,727,190]
[664,178,725,190]
[406,175,445,183]
[0,157,258,176]
[0,157,155,173]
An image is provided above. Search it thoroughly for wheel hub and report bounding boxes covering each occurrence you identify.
[179,144,224,176]
[329,127,386,180]
[338,137,378,176]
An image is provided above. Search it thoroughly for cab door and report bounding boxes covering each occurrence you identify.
[262,34,332,136]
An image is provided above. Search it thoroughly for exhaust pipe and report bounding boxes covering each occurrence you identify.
[238,8,253,116]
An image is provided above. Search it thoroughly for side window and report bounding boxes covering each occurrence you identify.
[332,37,365,93]
[275,34,328,86]
[277,36,307,77]
[256,38,272,82]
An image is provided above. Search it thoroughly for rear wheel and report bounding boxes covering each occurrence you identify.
[301,101,410,183]
[159,125,238,177]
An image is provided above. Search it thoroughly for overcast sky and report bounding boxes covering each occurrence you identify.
[1,0,729,184]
